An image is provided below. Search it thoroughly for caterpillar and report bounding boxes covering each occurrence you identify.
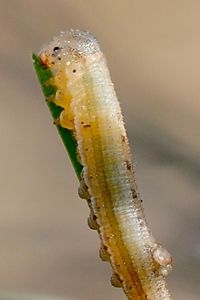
[38,29,172,300]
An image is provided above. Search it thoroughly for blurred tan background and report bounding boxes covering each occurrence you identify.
[0,1,199,299]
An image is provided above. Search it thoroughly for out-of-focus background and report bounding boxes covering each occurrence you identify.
[0,1,199,299]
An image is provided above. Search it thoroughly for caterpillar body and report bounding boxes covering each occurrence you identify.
[39,29,172,300]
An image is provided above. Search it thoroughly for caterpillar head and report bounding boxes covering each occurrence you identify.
[39,29,100,74]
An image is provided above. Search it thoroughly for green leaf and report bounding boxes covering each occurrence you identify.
[32,53,83,179]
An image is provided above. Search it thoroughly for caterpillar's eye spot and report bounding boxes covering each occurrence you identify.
[53,46,62,53]
[53,46,60,51]
[52,46,63,57]
[58,57,61,60]
[73,69,76,73]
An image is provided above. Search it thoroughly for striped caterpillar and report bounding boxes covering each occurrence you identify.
[38,29,172,300]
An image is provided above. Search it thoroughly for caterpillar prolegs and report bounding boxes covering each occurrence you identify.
[38,29,172,300]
